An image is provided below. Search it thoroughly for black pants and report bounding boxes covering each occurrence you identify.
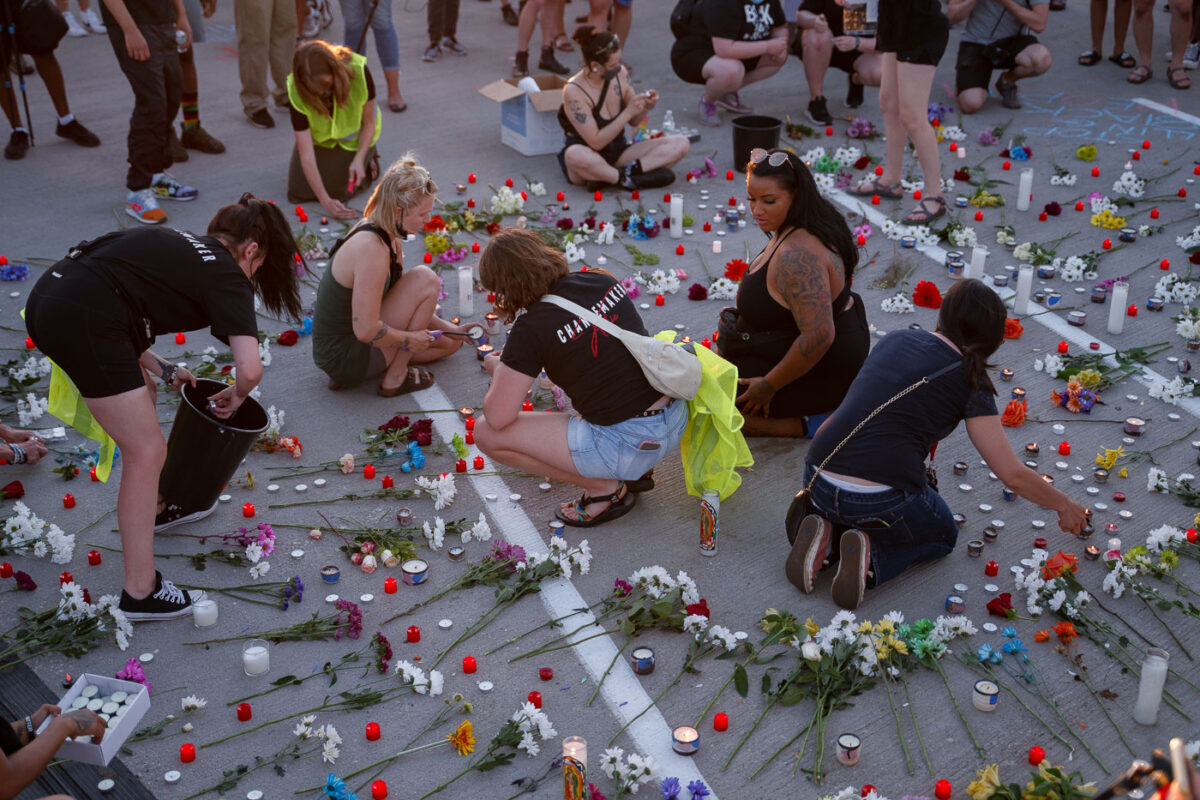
[427,0,459,42]
[107,23,180,191]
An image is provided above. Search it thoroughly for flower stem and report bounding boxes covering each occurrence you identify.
[882,674,915,775]
[484,601,600,656]
[430,599,512,669]
[606,662,688,746]
[747,715,814,780]
[1137,593,1193,660]
[414,762,476,800]
[722,698,777,771]
[587,639,629,706]
[694,654,752,728]
[932,658,986,758]
[507,628,613,661]
[900,674,934,776]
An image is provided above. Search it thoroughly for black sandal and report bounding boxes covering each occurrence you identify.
[555,482,636,527]
[848,177,903,199]
[626,470,655,493]
[1108,51,1136,67]
[1078,50,1101,66]
[901,196,946,225]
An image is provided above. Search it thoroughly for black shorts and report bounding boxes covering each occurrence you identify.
[956,35,1039,92]
[790,33,862,74]
[25,260,148,398]
[670,41,761,85]
[889,28,948,66]
[558,133,632,181]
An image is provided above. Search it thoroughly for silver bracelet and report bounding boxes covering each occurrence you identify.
[25,715,35,740]
[9,443,26,464]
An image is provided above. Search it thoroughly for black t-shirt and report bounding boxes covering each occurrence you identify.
[705,0,786,41]
[501,272,661,426]
[805,330,998,495]
[100,0,173,27]
[290,68,376,132]
[799,0,845,36]
[82,228,258,345]
[0,717,21,756]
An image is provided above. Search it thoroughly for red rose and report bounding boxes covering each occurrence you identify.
[953,169,971,182]
[687,283,708,301]
[423,215,447,232]
[724,259,749,281]
[685,598,711,618]
[1,480,24,499]
[1004,318,1024,339]
[485,222,502,236]
[853,156,871,170]
[1043,201,1062,216]
[912,280,942,309]
[277,329,299,346]
[1190,251,1200,265]
[986,592,1017,619]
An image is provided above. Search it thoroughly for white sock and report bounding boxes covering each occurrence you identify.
[58,113,74,126]
[13,126,28,134]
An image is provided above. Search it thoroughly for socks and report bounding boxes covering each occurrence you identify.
[181,93,200,130]
[57,114,74,126]
[13,126,28,134]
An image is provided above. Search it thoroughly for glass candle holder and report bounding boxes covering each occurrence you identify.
[562,736,587,800]
[192,599,218,628]
[242,639,270,677]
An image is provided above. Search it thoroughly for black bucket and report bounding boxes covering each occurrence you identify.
[158,379,269,516]
[731,115,783,172]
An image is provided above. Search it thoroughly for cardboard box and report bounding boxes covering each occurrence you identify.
[477,75,568,157]
[36,673,151,766]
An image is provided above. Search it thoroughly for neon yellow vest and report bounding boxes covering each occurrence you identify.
[287,52,382,152]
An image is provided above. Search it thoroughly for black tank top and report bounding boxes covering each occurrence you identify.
[328,222,401,284]
[736,228,851,332]
[557,74,626,137]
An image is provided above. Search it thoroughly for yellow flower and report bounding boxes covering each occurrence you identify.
[1193,511,1200,528]
[1094,445,1124,469]
[875,643,891,661]
[1075,369,1103,389]
[804,618,820,637]
[889,636,909,656]
[1118,467,1128,478]
[967,763,1001,800]
[874,619,896,636]
[858,620,874,634]
[446,720,475,756]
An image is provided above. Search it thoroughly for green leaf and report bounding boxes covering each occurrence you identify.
[270,674,298,686]
[779,686,806,706]
[734,664,749,698]
[760,672,773,695]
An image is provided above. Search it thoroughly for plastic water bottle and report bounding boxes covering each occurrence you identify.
[662,110,675,134]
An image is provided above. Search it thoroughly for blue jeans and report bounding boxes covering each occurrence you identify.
[803,465,959,586]
[340,0,400,72]
[568,400,688,481]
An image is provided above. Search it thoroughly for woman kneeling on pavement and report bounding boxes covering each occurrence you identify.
[24,195,302,620]
[558,25,689,191]
[474,228,687,527]
[313,154,475,396]
[788,279,1089,610]
[287,40,382,220]
[716,147,869,437]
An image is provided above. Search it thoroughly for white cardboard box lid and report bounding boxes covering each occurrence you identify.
[477,74,568,113]
[36,673,151,766]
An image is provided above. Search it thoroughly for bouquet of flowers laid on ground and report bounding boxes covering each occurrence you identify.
[186,598,362,646]
[0,580,133,664]
[1042,341,1168,391]
[597,748,657,799]
[181,717,342,800]
[847,117,877,139]
[1104,539,1200,628]
[163,522,276,579]
[1050,377,1099,414]
[622,213,661,240]
[863,611,934,777]
[880,219,938,246]
[967,755,1097,800]
[637,268,683,295]
[489,185,525,216]
[415,702,556,799]
[0,500,75,563]
[881,292,916,314]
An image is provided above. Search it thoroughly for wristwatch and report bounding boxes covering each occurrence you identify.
[25,715,36,741]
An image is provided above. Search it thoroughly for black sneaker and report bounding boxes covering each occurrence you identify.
[246,108,275,128]
[501,3,518,24]
[633,167,676,190]
[806,96,833,125]
[56,119,101,147]
[538,46,570,76]
[995,77,1022,109]
[154,500,218,532]
[512,50,530,78]
[4,130,29,160]
[119,572,206,621]
[846,80,864,109]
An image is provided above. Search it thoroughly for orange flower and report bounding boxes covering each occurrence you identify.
[1001,398,1027,427]
[1041,550,1080,580]
[1033,629,1051,642]
[724,259,749,281]
[1053,621,1078,643]
[1050,389,1064,407]
[1004,318,1024,339]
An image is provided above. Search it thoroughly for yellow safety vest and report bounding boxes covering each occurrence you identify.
[286,52,382,152]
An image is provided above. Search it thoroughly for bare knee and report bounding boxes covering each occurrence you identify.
[666,134,690,163]
[705,57,745,90]
[878,86,898,115]
[854,56,882,86]
[802,27,833,54]
[956,88,987,114]
[407,265,441,297]
[472,418,500,455]
[1023,45,1053,74]
[897,103,927,130]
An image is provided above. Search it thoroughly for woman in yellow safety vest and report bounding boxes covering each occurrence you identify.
[287,40,383,221]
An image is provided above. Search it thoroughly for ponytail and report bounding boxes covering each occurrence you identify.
[207,193,304,322]
[936,279,1005,395]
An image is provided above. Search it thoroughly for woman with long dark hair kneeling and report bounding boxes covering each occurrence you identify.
[789,279,1089,609]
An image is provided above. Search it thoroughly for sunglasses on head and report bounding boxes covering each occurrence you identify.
[750,148,792,167]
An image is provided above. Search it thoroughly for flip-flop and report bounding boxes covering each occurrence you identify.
[388,102,407,113]
[1108,51,1136,67]
[555,483,636,527]
[1127,65,1153,84]
[1078,50,1101,66]
[377,367,435,397]
[848,177,903,199]
[553,33,575,52]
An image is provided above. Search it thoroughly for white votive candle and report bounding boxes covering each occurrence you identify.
[1014,265,1034,315]
[242,639,270,677]
[1016,168,1033,211]
[458,265,474,317]
[669,195,683,239]
[1108,281,1129,335]
[192,599,218,628]
[968,246,987,280]
[712,240,722,254]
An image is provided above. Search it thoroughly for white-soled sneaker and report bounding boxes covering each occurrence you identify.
[119,572,206,621]
[154,500,218,532]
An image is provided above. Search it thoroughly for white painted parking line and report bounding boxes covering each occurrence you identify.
[415,384,717,797]
[1133,98,1200,127]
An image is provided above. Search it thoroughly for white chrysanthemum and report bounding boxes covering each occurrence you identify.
[529,181,546,196]
[1177,225,1200,250]
[427,670,444,697]
[629,565,675,598]
[1090,195,1117,214]
[1054,255,1088,282]
[16,392,48,426]
[930,614,977,643]
[564,239,586,264]
[264,405,284,439]
[1145,524,1184,551]
[1148,467,1170,492]
[708,277,738,300]
[1040,354,1064,376]
[569,539,592,575]
[490,185,525,215]
[948,226,978,248]
[833,145,862,166]
[674,570,700,605]
[801,146,827,164]
[1050,173,1077,186]
[463,512,491,544]
[321,738,340,764]
[600,747,624,779]
[1149,375,1196,406]
[422,517,446,551]
[1012,242,1033,262]
[940,125,967,141]
[1048,589,1067,611]
[683,614,709,635]
[707,624,739,651]
[249,561,270,579]
[417,473,457,510]
[880,293,915,314]
[294,720,315,739]
[181,695,207,712]
[625,752,657,790]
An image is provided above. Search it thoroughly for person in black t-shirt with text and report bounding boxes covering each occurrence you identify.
[24,194,304,622]
[473,228,688,528]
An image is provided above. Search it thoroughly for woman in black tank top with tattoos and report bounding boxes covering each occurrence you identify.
[715,148,870,437]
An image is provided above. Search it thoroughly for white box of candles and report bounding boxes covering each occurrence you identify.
[35,673,151,765]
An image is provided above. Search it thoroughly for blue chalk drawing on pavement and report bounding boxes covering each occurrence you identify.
[1017,91,1197,142]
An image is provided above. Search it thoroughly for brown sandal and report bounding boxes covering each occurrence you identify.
[902,196,946,225]
[1168,66,1191,90]
[1127,64,1153,84]
[848,177,903,199]
[553,33,575,52]
[377,367,435,397]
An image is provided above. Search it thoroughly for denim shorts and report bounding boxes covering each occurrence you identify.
[568,399,688,480]
[803,464,959,586]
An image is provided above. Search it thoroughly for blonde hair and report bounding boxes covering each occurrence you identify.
[364,153,438,243]
[292,40,355,118]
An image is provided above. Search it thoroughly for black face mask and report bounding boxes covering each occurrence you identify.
[601,64,620,80]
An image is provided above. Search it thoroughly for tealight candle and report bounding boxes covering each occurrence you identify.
[448,546,465,561]
[672,725,699,755]
[396,507,414,525]
[476,344,494,361]
[1000,368,1013,382]
[242,639,270,676]
[631,647,655,674]
[985,560,999,576]
[973,680,999,711]
[1123,417,1145,436]
[484,313,502,335]
[402,559,429,585]
[87,549,102,566]
[192,599,218,628]
[321,565,341,584]
[407,625,420,643]
[836,733,861,766]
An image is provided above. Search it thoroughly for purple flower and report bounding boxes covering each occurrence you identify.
[487,541,527,570]
[660,777,681,799]
[977,129,999,146]
[256,523,276,558]
[686,780,711,799]
[333,599,363,641]
[13,570,35,591]
[853,223,872,240]
[613,578,633,596]
[373,631,393,673]
[551,385,566,410]
[116,657,152,694]
[620,277,641,299]
[292,575,304,603]
[540,209,558,224]
[687,283,708,301]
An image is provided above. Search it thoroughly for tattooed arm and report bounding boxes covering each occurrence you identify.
[735,243,836,417]
[561,80,641,152]
[138,350,196,389]
[0,709,106,800]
